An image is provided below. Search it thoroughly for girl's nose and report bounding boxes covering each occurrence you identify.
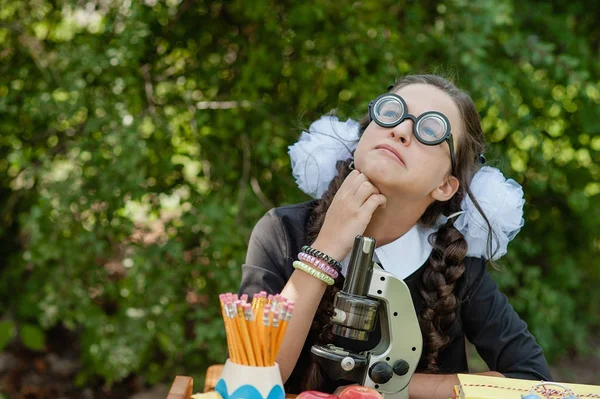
[390,120,413,145]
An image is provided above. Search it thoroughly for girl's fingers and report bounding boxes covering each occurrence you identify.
[362,194,387,214]
[341,171,369,196]
[354,180,380,205]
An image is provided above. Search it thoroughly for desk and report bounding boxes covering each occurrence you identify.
[166,376,194,399]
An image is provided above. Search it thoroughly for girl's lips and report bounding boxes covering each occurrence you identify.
[376,145,405,166]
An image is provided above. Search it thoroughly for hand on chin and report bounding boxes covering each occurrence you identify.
[356,162,401,193]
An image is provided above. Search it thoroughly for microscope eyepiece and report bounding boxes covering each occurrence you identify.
[343,236,376,296]
[331,236,380,341]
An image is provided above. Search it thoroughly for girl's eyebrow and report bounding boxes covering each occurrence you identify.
[399,92,448,117]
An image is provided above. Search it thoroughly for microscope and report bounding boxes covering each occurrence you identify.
[311,236,423,399]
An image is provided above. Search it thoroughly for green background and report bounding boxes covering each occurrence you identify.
[0,0,598,396]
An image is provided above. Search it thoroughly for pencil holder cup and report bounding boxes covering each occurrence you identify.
[215,359,285,399]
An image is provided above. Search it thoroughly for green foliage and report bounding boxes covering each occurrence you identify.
[0,0,598,388]
[20,323,46,351]
[0,320,16,352]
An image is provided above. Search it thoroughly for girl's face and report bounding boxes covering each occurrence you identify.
[354,83,465,202]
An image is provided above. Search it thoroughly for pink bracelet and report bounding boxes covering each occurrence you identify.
[298,252,339,279]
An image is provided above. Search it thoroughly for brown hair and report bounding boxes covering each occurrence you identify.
[301,75,492,390]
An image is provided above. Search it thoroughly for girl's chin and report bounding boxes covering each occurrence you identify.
[361,170,401,192]
[360,160,403,181]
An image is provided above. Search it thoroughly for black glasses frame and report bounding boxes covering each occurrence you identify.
[368,93,456,173]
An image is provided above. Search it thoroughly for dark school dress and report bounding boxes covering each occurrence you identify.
[238,201,552,394]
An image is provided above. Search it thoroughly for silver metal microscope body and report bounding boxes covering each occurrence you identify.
[311,236,423,399]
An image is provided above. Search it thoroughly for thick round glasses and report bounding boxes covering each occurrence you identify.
[368,93,456,173]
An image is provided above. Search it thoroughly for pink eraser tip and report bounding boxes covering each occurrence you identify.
[264,303,271,309]
[260,291,267,296]
[240,294,248,301]
[232,294,239,300]
[287,300,295,306]
[267,294,274,300]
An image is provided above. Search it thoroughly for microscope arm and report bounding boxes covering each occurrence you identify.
[362,266,423,399]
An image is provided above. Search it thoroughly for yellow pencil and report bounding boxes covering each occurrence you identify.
[219,295,236,363]
[244,303,264,367]
[236,301,257,366]
[259,296,267,327]
[259,294,267,324]
[220,295,242,364]
[259,317,266,365]
[251,294,258,312]
[274,303,286,349]
[275,320,286,360]
[275,303,293,358]
[255,297,265,363]
[270,310,280,365]
[263,306,271,366]
[257,313,267,366]
[229,304,248,365]
[253,293,263,328]
[250,322,264,367]
[223,306,240,363]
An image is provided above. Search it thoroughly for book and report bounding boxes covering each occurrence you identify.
[454,374,600,399]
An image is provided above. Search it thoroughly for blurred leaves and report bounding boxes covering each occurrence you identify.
[0,0,598,388]
[0,320,16,352]
[20,323,46,351]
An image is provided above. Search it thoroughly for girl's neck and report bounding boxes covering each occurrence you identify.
[363,196,431,247]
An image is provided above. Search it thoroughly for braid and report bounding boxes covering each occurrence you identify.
[418,222,467,372]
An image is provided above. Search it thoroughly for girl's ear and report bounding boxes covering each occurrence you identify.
[430,175,459,202]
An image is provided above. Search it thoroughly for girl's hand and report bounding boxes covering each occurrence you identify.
[312,170,387,262]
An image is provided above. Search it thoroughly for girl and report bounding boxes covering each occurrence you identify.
[238,75,551,398]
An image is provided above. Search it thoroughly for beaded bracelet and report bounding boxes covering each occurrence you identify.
[293,261,335,286]
[301,245,342,272]
[298,252,339,279]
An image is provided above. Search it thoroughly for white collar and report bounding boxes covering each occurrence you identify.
[340,224,435,280]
